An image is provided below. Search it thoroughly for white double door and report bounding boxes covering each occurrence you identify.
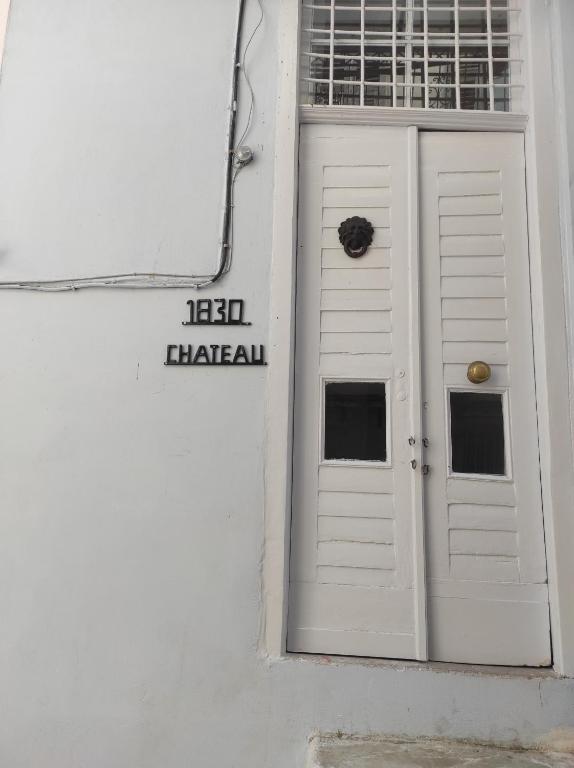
[288,125,551,666]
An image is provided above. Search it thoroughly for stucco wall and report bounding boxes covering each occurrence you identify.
[556,0,574,432]
[0,2,572,767]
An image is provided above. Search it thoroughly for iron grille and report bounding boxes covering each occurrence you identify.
[300,0,521,111]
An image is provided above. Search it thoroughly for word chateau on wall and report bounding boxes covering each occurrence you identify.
[165,299,267,367]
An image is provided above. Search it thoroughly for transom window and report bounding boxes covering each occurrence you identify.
[300,0,521,112]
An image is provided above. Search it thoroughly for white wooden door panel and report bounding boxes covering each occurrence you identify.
[318,515,395,544]
[321,311,392,334]
[439,194,502,216]
[319,354,394,379]
[288,125,423,659]
[318,491,395,518]
[320,332,393,354]
[289,127,550,667]
[428,597,551,666]
[321,289,392,311]
[322,247,391,270]
[321,268,391,290]
[420,132,550,665]
[323,208,391,228]
[290,628,417,660]
[441,257,506,277]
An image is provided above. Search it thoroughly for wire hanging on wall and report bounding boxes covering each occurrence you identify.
[0,0,263,291]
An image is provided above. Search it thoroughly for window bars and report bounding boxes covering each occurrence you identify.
[300,0,521,112]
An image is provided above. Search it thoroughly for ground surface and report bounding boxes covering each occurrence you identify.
[310,736,574,768]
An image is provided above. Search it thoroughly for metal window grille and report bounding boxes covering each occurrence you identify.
[300,0,522,112]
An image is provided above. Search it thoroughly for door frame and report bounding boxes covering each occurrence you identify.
[262,0,574,677]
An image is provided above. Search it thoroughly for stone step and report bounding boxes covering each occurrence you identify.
[309,736,574,768]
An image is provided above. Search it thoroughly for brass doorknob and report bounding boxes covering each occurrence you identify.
[467,361,491,384]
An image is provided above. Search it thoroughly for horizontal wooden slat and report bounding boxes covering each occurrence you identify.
[440,234,504,257]
[319,465,394,494]
[442,319,508,342]
[442,297,507,319]
[321,332,392,354]
[287,627,416,659]
[438,171,501,197]
[319,516,394,544]
[320,353,394,378]
[318,541,396,570]
[448,555,519,583]
[430,579,548,602]
[319,490,395,518]
[450,529,518,557]
[447,477,516,506]
[323,187,392,208]
[321,289,391,311]
[322,247,391,269]
[443,340,508,364]
[449,503,517,531]
[321,266,391,290]
[441,276,506,298]
[321,310,392,333]
[322,227,392,249]
[440,214,503,236]
[323,207,390,228]
[439,194,502,216]
[324,165,391,188]
[443,363,509,387]
[440,256,505,277]
[318,566,395,588]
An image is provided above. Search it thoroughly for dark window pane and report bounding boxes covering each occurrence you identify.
[325,382,386,462]
[332,83,361,105]
[364,84,393,107]
[450,392,505,475]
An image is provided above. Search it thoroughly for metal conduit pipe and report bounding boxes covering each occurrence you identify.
[214,0,248,285]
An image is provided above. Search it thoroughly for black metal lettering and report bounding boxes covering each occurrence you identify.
[165,345,178,365]
[193,345,209,364]
[228,299,244,325]
[251,345,266,365]
[181,298,252,325]
[196,300,212,324]
[210,344,220,363]
[233,345,248,364]
[214,299,226,324]
[179,345,192,364]
[221,345,232,363]
[182,299,195,326]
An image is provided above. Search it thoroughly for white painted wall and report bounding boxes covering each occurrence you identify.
[0,2,572,766]
[555,0,574,428]
[0,0,9,68]
[552,0,574,681]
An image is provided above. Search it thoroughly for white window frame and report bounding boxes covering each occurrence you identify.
[320,376,393,468]
[262,0,574,677]
[445,386,513,482]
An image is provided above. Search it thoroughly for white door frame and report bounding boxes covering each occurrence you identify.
[262,0,574,677]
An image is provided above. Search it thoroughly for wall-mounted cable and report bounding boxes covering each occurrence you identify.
[0,0,263,291]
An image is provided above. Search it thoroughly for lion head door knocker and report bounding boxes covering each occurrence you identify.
[338,216,374,259]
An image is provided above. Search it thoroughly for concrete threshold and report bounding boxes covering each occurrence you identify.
[308,735,574,768]
[288,653,558,680]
